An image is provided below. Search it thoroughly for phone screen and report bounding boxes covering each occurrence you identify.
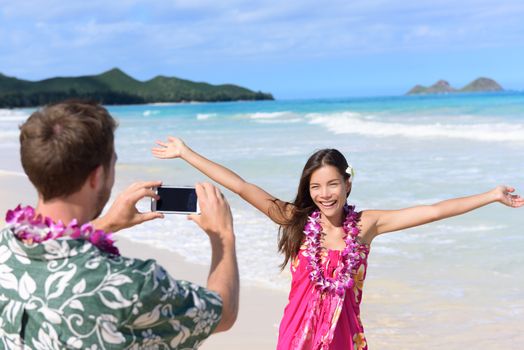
[154,187,198,213]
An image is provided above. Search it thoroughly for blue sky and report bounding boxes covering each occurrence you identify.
[1,0,524,98]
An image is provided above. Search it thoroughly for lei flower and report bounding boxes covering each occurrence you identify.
[5,205,119,255]
[303,205,361,296]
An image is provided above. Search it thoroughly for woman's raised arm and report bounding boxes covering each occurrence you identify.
[362,185,523,243]
[152,136,292,224]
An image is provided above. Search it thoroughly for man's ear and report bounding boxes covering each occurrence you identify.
[88,165,104,189]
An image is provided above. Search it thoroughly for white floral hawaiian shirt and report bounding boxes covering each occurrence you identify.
[0,227,222,349]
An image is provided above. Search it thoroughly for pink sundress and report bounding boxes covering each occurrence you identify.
[277,233,370,350]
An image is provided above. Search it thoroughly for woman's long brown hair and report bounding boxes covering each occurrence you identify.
[275,149,351,270]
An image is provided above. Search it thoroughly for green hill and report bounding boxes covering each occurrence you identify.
[406,77,504,95]
[460,77,503,92]
[0,68,274,108]
[407,80,456,95]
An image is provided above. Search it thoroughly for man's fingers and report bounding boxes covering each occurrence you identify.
[137,180,162,189]
[214,186,230,211]
[136,212,164,224]
[187,213,201,225]
[120,182,162,204]
[195,183,208,203]
[125,182,141,192]
[126,180,161,192]
[201,182,217,202]
[128,188,158,204]
[127,180,162,195]
[156,140,168,148]
[214,185,221,198]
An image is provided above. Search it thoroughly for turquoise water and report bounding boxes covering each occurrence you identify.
[1,92,523,346]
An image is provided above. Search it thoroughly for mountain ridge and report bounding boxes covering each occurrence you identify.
[0,68,274,108]
[406,77,503,95]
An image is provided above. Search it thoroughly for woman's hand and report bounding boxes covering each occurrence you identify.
[152,136,187,159]
[492,185,524,208]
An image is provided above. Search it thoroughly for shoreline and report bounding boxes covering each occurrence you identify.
[0,98,275,111]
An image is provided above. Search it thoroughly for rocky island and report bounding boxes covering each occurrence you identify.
[406,77,503,95]
[0,68,274,108]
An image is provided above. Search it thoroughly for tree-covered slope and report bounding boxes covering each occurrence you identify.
[0,68,274,107]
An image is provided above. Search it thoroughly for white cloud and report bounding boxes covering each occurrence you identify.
[1,0,524,79]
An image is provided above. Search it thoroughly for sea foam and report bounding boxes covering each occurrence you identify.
[307,111,524,142]
[0,109,29,118]
[245,111,303,124]
[248,111,295,119]
[196,113,217,120]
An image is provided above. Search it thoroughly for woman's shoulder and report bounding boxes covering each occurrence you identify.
[356,209,379,245]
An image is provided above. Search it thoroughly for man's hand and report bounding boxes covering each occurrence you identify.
[187,183,234,239]
[188,182,239,332]
[93,181,164,233]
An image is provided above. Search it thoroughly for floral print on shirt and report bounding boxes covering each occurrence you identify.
[0,227,222,349]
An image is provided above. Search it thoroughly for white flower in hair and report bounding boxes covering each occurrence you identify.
[346,165,355,181]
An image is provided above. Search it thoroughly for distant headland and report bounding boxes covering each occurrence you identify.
[406,77,503,95]
[0,68,274,108]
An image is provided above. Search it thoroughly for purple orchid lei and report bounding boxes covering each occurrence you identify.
[304,205,361,296]
[5,205,119,255]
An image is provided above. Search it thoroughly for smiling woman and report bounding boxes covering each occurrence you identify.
[275,149,354,267]
[151,136,522,349]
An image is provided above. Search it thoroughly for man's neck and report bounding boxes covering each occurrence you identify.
[35,195,93,226]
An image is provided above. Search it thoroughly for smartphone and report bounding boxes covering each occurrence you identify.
[151,186,200,214]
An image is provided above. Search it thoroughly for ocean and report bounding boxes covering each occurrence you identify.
[1,92,523,347]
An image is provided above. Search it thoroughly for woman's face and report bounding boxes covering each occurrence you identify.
[309,165,350,219]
